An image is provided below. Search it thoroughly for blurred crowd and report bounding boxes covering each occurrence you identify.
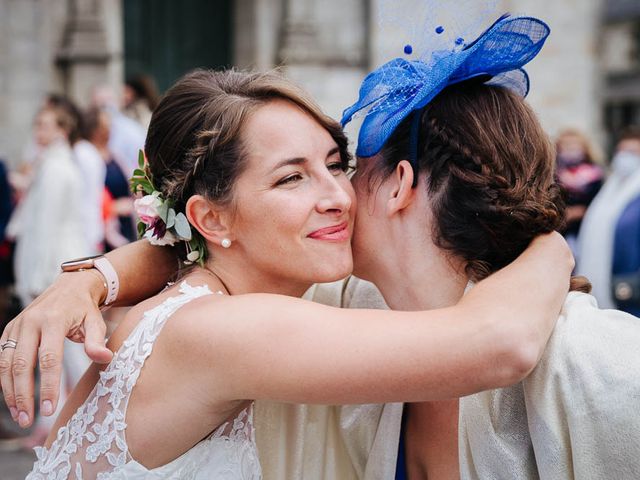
[2,71,640,448]
[0,74,158,447]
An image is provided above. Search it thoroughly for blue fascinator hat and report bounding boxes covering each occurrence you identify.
[341,14,550,159]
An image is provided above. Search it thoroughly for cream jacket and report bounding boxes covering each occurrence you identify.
[254,277,403,480]
[460,292,640,479]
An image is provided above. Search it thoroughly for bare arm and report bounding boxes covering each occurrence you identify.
[0,240,176,427]
[1,232,570,426]
[178,233,572,404]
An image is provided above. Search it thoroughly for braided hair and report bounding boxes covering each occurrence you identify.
[372,81,586,288]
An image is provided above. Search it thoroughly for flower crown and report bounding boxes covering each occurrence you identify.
[130,150,208,266]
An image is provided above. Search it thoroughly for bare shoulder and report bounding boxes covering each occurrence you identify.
[159,292,325,345]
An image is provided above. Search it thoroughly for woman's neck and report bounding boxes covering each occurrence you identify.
[371,250,468,311]
[203,257,313,298]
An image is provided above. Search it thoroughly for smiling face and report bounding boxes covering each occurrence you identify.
[226,99,356,290]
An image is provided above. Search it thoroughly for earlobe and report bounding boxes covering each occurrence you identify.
[185,195,234,247]
[386,160,416,216]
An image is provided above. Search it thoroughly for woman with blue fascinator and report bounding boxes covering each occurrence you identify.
[342,13,640,480]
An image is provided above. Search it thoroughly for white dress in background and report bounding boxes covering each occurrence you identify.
[10,140,88,306]
[27,282,262,479]
[73,140,106,254]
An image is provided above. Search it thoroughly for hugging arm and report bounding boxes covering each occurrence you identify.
[182,233,573,404]
[0,240,176,427]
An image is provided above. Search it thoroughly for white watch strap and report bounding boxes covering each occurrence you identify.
[93,257,119,306]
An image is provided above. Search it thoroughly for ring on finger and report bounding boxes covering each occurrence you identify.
[1,339,18,351]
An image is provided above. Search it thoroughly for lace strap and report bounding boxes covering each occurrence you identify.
[107,281,213,390]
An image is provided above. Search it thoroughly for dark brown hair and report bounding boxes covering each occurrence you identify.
[145,69,351,213]
[45,94,82,144]
[81,107,107,141]
[125,74,160,111]
[618,126,640,144]
[372,81,589,290]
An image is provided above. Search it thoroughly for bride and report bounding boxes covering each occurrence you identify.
[0,64,573,478]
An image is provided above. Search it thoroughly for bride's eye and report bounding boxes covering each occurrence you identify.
[327,162,345,174]
[275,173,303,186]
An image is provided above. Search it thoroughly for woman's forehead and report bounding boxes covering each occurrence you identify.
[243,100,336,164]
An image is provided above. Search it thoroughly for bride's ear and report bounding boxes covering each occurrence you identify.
[386,160,416,216]
[185,195,235,247]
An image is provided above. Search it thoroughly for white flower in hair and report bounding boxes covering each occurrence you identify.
[144,228,178,247]
[134,194,163,226]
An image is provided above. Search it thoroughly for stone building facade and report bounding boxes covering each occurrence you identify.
[1,0,636,168]
[0,0,122,166]
[601,0,640,149]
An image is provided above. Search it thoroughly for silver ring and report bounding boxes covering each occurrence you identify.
[1,339,17,351]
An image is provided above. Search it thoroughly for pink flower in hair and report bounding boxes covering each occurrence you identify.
[134,194,162,226]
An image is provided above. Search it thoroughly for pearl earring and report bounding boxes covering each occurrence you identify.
[221,238,232,249]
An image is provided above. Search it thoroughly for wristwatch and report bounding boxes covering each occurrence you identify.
[60,255,119,307]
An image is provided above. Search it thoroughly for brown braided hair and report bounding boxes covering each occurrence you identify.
[145,69,351,214]
[371,81,589,291]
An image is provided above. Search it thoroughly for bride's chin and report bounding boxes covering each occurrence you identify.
[316,261,354,283]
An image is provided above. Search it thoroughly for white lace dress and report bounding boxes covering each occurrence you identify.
[27,282,262,479]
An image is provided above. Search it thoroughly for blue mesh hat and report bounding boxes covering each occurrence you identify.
[341,14,550,158]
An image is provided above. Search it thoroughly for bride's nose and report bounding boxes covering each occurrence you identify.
[316,175,353,215]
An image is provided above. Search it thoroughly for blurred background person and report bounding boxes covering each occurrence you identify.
[48,95,106,255]
[91,85,146,176]
[5,105,91,447]
[58,95,106,255]
[122,74,160,130]
[83,107,136,250]
[555,129,604,260]
[610,129,640,317]
[578,128,640,310]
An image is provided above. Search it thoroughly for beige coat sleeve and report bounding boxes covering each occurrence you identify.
[460,292,640,480]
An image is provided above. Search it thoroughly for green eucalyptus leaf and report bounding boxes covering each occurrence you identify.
[174,212,192,240]
[156,202,169,222]
[137,222,147,238]
[138,150,145,169]
[166,208,176,228]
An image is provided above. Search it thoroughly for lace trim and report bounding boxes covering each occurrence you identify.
[28,282,217,479]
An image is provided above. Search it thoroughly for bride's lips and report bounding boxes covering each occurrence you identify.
[307,222,350,241]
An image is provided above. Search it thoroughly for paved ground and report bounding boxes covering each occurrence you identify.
[0,448,35,479]
[1,403,36,479]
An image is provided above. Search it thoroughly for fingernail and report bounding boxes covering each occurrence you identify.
[18,411,29,428]
[41,400,53,416]
[9,406,17,420]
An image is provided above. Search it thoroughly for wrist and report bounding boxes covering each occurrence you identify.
[59,270,108,306]
[86,269,109,306]
[60,254,119,308]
